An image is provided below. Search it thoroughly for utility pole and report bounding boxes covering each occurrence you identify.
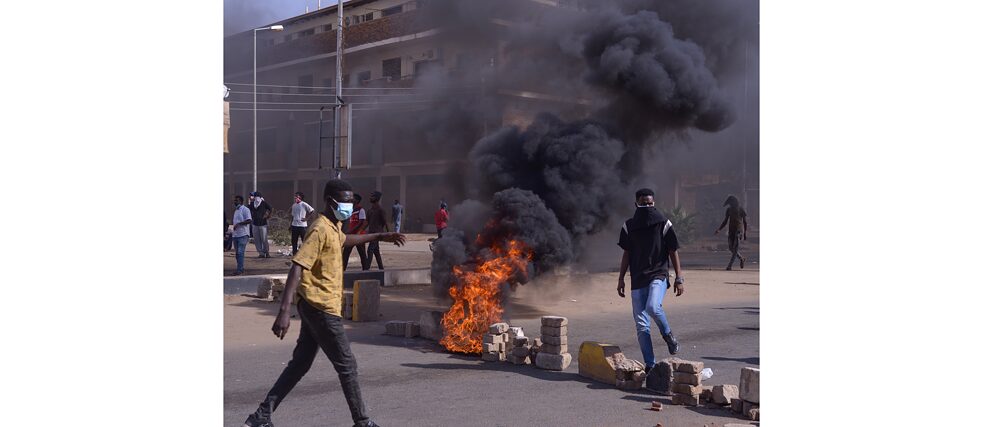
[333,0,344,179]
[742,39,749,220]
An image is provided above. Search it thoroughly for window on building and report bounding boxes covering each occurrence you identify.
[362,12,374,22]
[382,5,402,17]
[298,28,315,38]
[321,24,332,33]
[298,74,314,94]
[357,71,371,84]
[382,57,401,81]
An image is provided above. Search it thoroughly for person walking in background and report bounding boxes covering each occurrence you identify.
[715,195,749,270]
[434,201,449,238]
[248,191,273,258]
[342,193,369,270]
[617,188,683,371]
[242,179,403,427]
[290,192,316,256]
[365,191,389,270]
[231,195,252,276]
[391,199,403,233]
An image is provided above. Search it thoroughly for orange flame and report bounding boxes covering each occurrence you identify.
[440,239,533,354]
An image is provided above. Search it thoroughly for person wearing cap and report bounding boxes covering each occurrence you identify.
[248,191,274,258]
[365,191,389,270]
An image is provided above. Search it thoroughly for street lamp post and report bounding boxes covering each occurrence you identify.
[253,24,284,192]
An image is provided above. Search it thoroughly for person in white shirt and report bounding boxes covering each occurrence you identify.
[231,195,253,276]
[290,192,316,255]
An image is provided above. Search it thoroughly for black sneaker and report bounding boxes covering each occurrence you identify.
[663,332,679,355]
[243,413,273,427]
[740,257,746,269]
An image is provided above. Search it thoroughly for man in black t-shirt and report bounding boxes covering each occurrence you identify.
[248,191,274,258]
[715,195,749,270]
[617,188,684,371]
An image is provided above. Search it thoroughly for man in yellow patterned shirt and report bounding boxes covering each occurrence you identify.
[243,179,405,427]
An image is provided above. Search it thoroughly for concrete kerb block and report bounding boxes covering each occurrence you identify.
[419,311,445,341]
[541,335,568,345]
[404,321,420,338]
[352,279,381,322]
[540,325,567,337]
[577,342,623,385]
[712,384,740,405]
[739,367,760,404]
[541,316,568,327]
[535,352,571,371]
[342,291,354,319]
[256,277,274,299]
[541,343,568,354]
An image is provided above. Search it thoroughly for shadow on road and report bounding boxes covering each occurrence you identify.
[702,355,759,365]
[724,282,759,286]
[401,360,598,385]
[736,326,759,331]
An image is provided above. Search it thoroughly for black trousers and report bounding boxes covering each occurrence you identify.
[251,298,370,425]
[727,233,744,267]
[343,243,369,271]
[290,226,307,254]
[366,241,384,270]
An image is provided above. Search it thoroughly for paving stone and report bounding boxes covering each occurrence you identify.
[352,280,380,322]
[419,311,444,341]
[739,367,760,404]
[712,384,739,405]
[541,316,568,327]
[482,343,504,353]
[489,323,509,334]
[534,352,571,371]
[482,333,505,344]
[540,343,568,354]
[540,325,568,337]
[541,335,568,345]
[675,360,704,374]
[673,371,701,386]
[672,383,701,396]
[645,360,673,394]
[671,393,699,406]
[404,321,420,338]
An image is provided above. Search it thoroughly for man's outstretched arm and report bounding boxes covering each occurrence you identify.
[345,232,406,247]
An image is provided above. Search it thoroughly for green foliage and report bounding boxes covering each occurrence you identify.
[266,209,293,246]
[665,205,698,245]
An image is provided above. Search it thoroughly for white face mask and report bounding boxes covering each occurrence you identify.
[330,198,354,221]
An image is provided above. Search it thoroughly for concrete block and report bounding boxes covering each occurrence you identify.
[700,386,714,403]
[384,321,406,336]
[712,385,739,405]
[540,325,567,337]
[541,343,568,354]
[541,316,568,327]
[513,346,530,358]
[541,335,568,345]
[672,383,701,396]
[675,360,704,374]
[482,343,504,353]
[673,371,701,386]
[508,326,525,338]
[742,402,759,419]
[731,398,743,413]
[489,323,509,334]
[739,367,760,404]
[341,292,353,320]
[482,333,504,344]
[671,393,699,406]
[507,354,530,365]
[404,321,420,338]
[256,277,274,299]
[351,280,380,322]
[481,351,501,362]
[577,342,623,385]
[419,311,445,341]
[645,361,673,394]
[746,407,759,421]
[535,352,572,371]
[513,336,529,347]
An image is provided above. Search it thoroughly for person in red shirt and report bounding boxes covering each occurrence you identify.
[434,201,449,238]
[342,193,369,270]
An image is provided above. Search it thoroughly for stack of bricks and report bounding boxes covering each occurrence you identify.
[505,327,531,365]
[384,320,420,338]
[535,316,572,371]
[481,322,510,362]
[669,359,705,406]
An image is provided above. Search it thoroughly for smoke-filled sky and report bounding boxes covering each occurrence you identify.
[224,0,341,36]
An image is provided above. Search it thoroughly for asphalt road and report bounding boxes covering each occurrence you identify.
[224,269,759,427]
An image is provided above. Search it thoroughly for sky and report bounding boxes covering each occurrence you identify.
[224,0,343,36]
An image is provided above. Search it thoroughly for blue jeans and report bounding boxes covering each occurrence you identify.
[631,278,672,368]
[233,235,249,273]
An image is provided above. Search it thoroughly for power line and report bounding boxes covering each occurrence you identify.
[224,82,477,91]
